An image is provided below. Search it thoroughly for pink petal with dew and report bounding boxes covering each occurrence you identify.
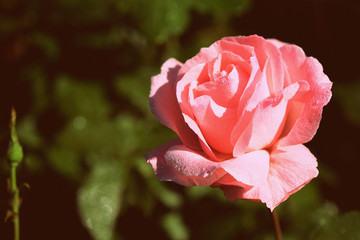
[146,139,226,187]
[277,45,332,146]
[220,144,318,211]
[164,144,269,187]
[149,58,201,149]
[191,95,238,154]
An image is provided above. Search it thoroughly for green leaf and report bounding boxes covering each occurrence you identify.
[47,147,82,181]
[17,116,43,149]
[30,32,59,60]
[54,75,111,120]
[148,179,182,208]
[55,114,142,157]
[114,67,156,115]
[191,0,251,18]
[128,0,191,43]
[78,159,125,240]
[161,212,189,240]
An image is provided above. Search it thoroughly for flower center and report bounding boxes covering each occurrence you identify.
[213,70,230,86]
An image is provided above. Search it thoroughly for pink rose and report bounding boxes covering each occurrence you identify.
[146,35,332,210]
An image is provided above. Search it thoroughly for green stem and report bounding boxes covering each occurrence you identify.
[8,108,22,240]
[11,165,20,240]
[271,209,282,240]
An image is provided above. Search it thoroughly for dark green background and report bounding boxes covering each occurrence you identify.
[1,0,360,239]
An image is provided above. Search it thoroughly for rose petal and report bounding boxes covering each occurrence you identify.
[239,56,269,114]
[182,114,218,160]
[180,40,254,77]
[177,63,208,118]
[219,144,318,211]
[265,144,319,210]
[149,59,201,149]
[191,95,237,153]
[164,144,226,186]
[264,40,285,96]
[233,94,288,156]
[230,56,269,145]
[278,45,332,146]
[233,80,310,156]
[194,52,250,108]
[220,150,270,186]
[146,139,226,187]
[164,145,269,187]
[278,44,307,85]
[225,35,285,93]
[267,39,287,49]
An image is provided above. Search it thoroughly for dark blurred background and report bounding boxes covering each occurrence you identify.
[1,0,360,239]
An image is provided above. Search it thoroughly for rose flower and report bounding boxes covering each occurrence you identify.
[146,35,332,210]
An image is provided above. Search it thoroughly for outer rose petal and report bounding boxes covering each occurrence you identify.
[150,58,201,149]
[267,39,287,49]
[146,139,226,186]
[220,144,318,211]
[278,45,332,146]
[164,145,269,187]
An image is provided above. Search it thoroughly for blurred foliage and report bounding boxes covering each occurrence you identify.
[335,78,360,125]
[0,0,358,239]
[310,211,360,240]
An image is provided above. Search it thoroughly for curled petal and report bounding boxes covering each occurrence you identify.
[164,145,269,187]
[146,139,226,187]
[149,58,201,149]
